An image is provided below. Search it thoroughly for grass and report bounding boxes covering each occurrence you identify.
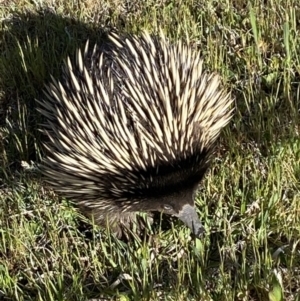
[0,0,300,300]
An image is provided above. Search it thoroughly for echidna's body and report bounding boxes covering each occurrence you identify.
[38,30,233,237]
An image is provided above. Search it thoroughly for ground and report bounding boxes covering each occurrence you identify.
[0,0,300,300]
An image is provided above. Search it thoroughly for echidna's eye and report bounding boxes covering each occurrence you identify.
[163,204,173,211]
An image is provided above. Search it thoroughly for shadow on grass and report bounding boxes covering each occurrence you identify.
[0,9,127,177]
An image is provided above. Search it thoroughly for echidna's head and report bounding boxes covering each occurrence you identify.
[114,151,209,237]
[137,185,205,237]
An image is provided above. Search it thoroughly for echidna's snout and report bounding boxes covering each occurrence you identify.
[177,204,205,238]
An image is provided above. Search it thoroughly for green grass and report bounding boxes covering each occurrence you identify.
[0,0,300,300]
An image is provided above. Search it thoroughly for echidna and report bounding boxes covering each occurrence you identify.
[38,30,233,238]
